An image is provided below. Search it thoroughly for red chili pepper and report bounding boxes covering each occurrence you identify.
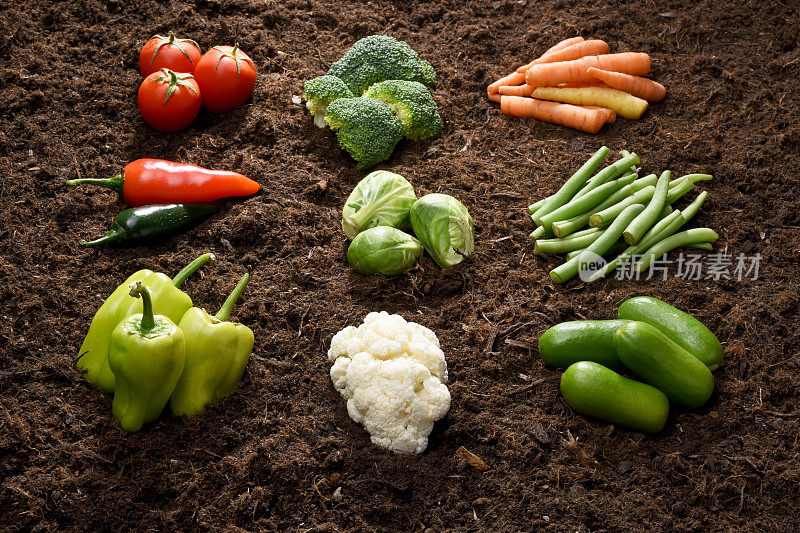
[66,159,260,207]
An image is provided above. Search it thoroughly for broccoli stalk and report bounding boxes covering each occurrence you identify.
[363,80,443,141]
[325,97,403,170]
[302,75,355,128]
[327,35,436,96]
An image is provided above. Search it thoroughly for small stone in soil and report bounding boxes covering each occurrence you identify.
[568,138,586,152]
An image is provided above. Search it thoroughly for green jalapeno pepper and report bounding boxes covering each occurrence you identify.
[81,202,223,247]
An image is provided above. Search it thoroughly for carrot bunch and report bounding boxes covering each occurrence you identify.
[487,36,666,134]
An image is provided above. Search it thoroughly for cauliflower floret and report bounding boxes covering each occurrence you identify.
[328,311,451,454]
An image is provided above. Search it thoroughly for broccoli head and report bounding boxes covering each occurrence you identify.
[327,35,436,96]
[363,80,443,141]
[303,75,355,128]
[324,97,403,169]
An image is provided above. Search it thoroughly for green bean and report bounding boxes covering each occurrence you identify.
[566,227,604,239]
[538,226,600,244]
[667,176,694,190]
[666,178,694,204]
[681,173,713,184]
[589,185,654,228]
[531,147,610,224]
[680,191,708,223]
[638,211,685,250]
[685,242,713,251]
[552,213,598,237]
[635,228,719,272]
[633,174,659,190]
[536,229,603,254]
[550,204,645,284]
[571,153,640,200]
[575,168,636,200]
[528,197,547,214]
[539,174,636,231]
[623,171,671,245]
[529,225,546,239]
[566,240,626,260]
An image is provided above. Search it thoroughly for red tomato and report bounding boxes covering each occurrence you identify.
[139,32,202,77]
[194,44,256,113]
[137,69,202,132]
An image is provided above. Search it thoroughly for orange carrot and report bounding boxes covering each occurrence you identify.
[487,71,526,95]
[526,53,651,87]
[542,36,585,57]
[499,84,534,96]
[499,95,608,134]
[534,39,610,65]
[516,36,585,73]
[586,67,666,103]
[488,92,501,103]
[582,105,616,123]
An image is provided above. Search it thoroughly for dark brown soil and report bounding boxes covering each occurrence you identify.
[2,0,799,531]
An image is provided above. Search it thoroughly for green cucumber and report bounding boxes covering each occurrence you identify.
[560,361,669,433]
[613,322,714,408]
[618,296,723,370]
[538,320,630,370]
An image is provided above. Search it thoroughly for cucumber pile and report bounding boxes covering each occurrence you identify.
[539,296,723,433]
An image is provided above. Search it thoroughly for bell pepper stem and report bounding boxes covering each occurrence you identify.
[172,253,216,287]
[215,273,250,321]
[128,282,156,330]
[80,223,125,247]
[66,173,124,194]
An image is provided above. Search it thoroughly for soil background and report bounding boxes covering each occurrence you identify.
[1,0,799,531]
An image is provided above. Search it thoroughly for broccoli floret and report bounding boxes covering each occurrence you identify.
[325,97,403,169]
[327,35,436,96]
[363,80,443,141]
[303,75,355,128]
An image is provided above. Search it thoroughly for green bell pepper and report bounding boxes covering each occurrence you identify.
[76,252,214,392]
[170,273,254,416]
[109,282,186,432]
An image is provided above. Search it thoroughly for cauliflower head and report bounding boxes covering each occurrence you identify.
[328,311,451,454]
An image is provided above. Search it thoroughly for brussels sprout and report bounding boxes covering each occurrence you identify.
[342,170,417,240]
[347,226,423,276]
[409,193,475,269]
